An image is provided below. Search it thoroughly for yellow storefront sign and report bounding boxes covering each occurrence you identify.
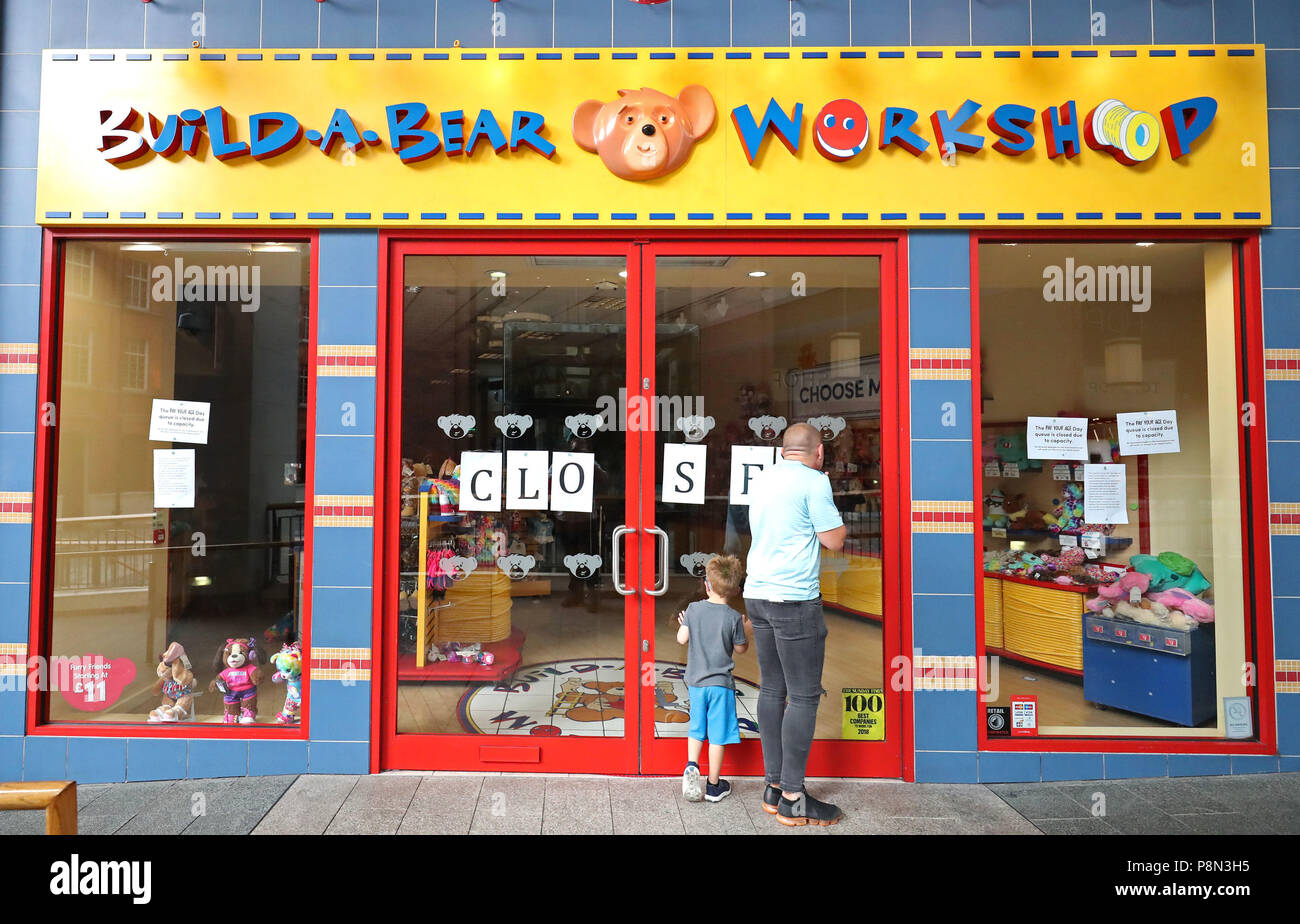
[842,687,885,740]
[35,46,1269,226]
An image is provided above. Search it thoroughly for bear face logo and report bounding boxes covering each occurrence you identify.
[437,414,476,440]
[748,415,787,442]
[494,413,534,439]
[572,86,716,182]
[676,415,715,443]
[679,552,717,577]
[807,415,847,441]
[496,554,537,581]
[563,553,602,580]
[565,413,604,440]
[438,555,478,581]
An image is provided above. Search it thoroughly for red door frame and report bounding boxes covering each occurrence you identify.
[970,230,1277,756]
[635,238,906,780]
[373,230,908,779]
[26,228,317,740]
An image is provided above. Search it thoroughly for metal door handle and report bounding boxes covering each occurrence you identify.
[644,525,669,596]
[611,525,635,596]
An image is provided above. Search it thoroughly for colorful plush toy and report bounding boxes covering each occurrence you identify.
[1130,552,1212,594]
[209,638,262,725]
[149,642,196,723]
[983,488,1009,529]
[1045,482,1086,533]
[270,640,303,725]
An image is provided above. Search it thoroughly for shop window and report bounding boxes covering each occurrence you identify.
[978,240,1255,741]
[62,328,92,387]
[41,240,311,728]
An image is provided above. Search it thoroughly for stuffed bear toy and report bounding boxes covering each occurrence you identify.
[983,488,1010,529]
[148,642,196,722]
[210,638,262,725]
[270,640,303,725]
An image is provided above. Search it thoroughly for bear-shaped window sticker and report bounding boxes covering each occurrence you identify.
[438,555,478,581]
[676,415,716,443]
[564,553,602,579]
[494,413,534,439]
[807,415,847,441]
[496,554,537,580]
[571,86,716,181]
[679,551,717,577]
[748,415,788,442]
[437,414,476,439]
[565,413,604,440]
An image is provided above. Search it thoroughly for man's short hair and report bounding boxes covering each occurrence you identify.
[705,555,744,599]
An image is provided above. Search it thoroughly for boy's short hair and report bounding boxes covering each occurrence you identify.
[705,555,744,599]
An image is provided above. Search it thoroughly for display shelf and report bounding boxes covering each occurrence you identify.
[396,627,527,683]
[982,526,1132,551]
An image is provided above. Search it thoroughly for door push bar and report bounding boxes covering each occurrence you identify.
[611,525,635,596]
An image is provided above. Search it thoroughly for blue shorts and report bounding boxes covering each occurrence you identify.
[687,685,741,745]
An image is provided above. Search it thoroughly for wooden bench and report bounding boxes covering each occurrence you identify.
[0,781,77,834]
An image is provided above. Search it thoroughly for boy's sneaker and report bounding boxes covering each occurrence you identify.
[705,779,731,803]
[762,784,781,815]
[682,763,703,802]
[777,791,844,827]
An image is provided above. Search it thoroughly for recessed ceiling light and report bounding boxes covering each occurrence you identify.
[618,270,627,278]
[488,270,507,279]
[120,243,165,252]
[1136,242,1155,247]
[748,270,767,278]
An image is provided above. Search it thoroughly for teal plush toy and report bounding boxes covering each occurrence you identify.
[1130,552,1212,595]
[993,433,1042,471]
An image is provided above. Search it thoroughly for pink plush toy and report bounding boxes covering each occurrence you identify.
[1087,570,1151,612]
[1150,588,1215,623]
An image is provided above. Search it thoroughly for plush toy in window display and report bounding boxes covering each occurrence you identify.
[993,432,1041,471]
[1130,552,1212,595]
[1084,570,1203,631]
[1002,492,1051,532]
[1045,482,1086,533]
[983,488,1010,529]
[148,642,196,723]
[210,638,263,725]
[270,640,303,725]
[400,459,434,517]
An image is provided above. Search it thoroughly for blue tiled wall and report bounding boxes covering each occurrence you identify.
[0,0,1294,784]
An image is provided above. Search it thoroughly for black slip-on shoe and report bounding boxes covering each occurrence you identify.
[762,784,781,815]
[777,791,844,827]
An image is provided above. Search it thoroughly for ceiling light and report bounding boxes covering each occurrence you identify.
[488,271,507,279]
[120,243,165,252]
[618,270,627,278]
[1136,242,1155,247]
[747,270,767,278]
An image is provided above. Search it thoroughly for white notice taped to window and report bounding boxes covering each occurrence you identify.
[1026,416,1089,461]
[149,399,211,444]
[1083,463,1128,525]
[1116,410,1180,456]
[153,449,195,508]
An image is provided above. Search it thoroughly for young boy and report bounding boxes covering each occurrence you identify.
[677,554,749,803]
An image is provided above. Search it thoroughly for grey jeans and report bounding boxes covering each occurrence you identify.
[744,597,827,793]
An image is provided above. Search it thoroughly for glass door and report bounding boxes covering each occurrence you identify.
[637,242,903,778]
[382,242,644,773]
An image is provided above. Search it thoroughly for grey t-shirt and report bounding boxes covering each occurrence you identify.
[683,600,747,689]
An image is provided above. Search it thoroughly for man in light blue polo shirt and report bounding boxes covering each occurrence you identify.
[743,422,847,827]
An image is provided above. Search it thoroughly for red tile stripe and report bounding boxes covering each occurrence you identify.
[317,354,378,368]
[313,503,375,517]
[912,510,976,523]
[311,657,373,671]
[909,358,973,371]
